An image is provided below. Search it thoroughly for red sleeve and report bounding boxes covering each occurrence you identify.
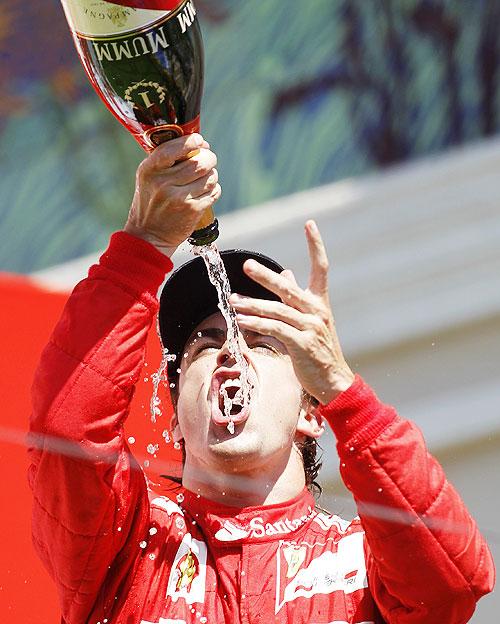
[320,375,495,624]
[28,232,173,624]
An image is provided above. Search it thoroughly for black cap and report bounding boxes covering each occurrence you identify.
[159,249,284,381]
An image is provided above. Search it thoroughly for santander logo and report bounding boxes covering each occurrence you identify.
[215,508,316,542]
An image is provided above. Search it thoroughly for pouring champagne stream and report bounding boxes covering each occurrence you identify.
[60,0,253,435]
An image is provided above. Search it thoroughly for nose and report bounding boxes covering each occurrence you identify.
[216,348,233,368]
[216,334,248,368]
[216,340,236,368]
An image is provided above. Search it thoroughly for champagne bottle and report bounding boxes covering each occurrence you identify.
[60,0,218,245]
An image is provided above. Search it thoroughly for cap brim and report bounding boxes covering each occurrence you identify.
[159,249,284,379]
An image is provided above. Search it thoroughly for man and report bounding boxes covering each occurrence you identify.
[29,134,494,624]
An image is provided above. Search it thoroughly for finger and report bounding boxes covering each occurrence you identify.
[243,260,316,314]
[169,149,218,185]
[281,269,299,287]
[161,182,221,219]
[186,183,222,211]
[149,133,208,171]
[230,295,312,330]
[236,313,301,348]
[175,169,219,200]
[305,220,329,296]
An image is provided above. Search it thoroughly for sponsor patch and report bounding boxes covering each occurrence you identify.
[283,544,307,579]
[150,496,184,517]
[313,513,353,534]
[166,534,207,605]
[275,533,368,613]
[215,520,250,542]
[215,507,316,542]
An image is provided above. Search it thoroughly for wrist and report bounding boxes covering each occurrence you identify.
[318,367,356,405]
[95,231,174,300]
[319,375,398,452]
[123,222,178,258]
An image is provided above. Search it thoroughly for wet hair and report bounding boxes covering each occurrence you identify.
[297,437,323,498]
[298,391,323,498]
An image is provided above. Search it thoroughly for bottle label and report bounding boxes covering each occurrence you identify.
[61,0,202,150]
[61,0,171,37]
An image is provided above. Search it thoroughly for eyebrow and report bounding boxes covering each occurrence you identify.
[194,328,271,342]
[183,326,288,360]
[187,327,226,345]
[186,326,287,356]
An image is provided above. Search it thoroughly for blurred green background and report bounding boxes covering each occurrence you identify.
[2,0,500,273]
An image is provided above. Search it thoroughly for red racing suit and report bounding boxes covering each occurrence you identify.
[28,232,495,624]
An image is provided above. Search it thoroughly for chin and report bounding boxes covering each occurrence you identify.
[206,426,264,463]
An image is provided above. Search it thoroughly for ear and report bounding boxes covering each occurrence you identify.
[170,413,183,443]
[296,402,325,440]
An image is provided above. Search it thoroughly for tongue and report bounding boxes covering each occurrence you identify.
[230,403,243,416]
[219,386,240,410]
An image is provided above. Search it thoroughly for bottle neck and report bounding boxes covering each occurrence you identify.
[189,219,219,246]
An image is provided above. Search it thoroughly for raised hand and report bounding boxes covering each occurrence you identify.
[229,220,354,404]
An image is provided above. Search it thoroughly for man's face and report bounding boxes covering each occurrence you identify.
[175,312,304,475]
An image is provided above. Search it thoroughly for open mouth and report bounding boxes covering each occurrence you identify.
[219,378,245,417]
[211,369,252,433]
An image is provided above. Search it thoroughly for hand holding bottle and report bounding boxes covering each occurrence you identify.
[124,134,221,256]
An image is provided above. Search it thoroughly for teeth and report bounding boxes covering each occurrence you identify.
[220,378,241,391]
[220,378,246,409]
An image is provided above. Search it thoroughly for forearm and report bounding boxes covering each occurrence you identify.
[30,231,172,441]
[28,231,173,622]
[321,376,495,623]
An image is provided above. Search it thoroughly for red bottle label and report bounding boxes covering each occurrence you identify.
[102,0,184,9]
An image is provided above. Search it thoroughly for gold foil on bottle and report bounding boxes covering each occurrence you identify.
[60,0,170,37]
